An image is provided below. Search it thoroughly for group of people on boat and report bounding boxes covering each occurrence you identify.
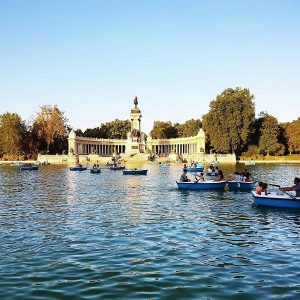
[180,165,254,183]
[206,165,217,173]
[229,169,252,182]
[255,177,300,197]
[180,167,224,182]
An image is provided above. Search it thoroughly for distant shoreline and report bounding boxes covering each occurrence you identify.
[238,160,300,164]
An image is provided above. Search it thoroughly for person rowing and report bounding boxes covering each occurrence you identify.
[180,169,191,182]
[280,177,300,197]
[195,172,205,182]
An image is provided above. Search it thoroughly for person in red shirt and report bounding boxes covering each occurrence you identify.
[256,181,263,195]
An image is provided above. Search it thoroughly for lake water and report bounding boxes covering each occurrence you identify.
[0,163,300,299]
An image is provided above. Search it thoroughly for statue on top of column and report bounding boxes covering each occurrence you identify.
[134,96,138,108]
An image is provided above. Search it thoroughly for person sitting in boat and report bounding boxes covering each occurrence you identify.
[207,165,214,173]
[180,169,191,182]
[92,164,97,169]
[78,164,83,167]
[195,172,205,182]
[280,177,300,197]
[261,182,268,195]
[183,163,187,169]
[214,170,224,181]
[244,173,252,182]
[233,172,243,181]
[256,181,263,195]
[241,169,251,180]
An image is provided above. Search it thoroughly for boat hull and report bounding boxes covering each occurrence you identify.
[251,191,300,208]
[205,172,219,177]
[90,169,101,174]
[110,166,125,170]
[228,181,255,191]
[185,167,204,172]
[70,167,87,171]
[123,169,148,175]
[20,166,39,171]
[176,180,227,190]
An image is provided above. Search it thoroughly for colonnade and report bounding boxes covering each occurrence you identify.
[76,143,126,155]
[152,143,202,155]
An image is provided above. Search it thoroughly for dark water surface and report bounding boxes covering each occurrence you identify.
[0,163,300,299]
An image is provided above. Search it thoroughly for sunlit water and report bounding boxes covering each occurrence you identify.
[0,163,300,299]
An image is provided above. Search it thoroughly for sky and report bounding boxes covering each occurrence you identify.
[0,0,299,134]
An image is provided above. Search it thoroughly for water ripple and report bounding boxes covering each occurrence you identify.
[1,164,300,299]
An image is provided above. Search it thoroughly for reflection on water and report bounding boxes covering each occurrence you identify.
[0,163,300,299]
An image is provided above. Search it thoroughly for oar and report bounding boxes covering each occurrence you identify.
[182,176,200,190]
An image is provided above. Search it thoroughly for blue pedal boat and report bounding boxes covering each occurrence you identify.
[251,191,300,209]
[70,167,87,171]
[20,165,39,171]
[110,166,125,170]
[205,172,219,177]
[123,169,148,175]
[176,180,227,190]
[227,180,256,191]
[90,169,101,174]
[185,167,204,172]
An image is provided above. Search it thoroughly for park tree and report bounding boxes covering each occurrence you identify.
[32,105,68,153]
[82,126,109,139]
[258,113,283,155]
[241,144,260,158]
[202,87,255,154]
[176,119,202,137]
[75,129,84,137]
[285,118,300,153]
[104,119,131,139]
[75,120,130,139]
[150,121,178,139]
[0,112,27,159]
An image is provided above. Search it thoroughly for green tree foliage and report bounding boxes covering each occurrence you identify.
[75,129,84,137]
[202,87,255,154]
[81,126,109,139]
[0,112,27,159]
[32,105,68,153]
[258,113,283,155]
[105,119,131,139]
[285,118,300,153]
[150,121,178,139]
[241,144,260,158]
[176,119,202,137]
[77,119,130,139]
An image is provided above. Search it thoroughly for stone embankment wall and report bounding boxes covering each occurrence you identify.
[38,153,237,164]
[239,160,300,164]
[181,153,236,164]
[37,154,114,164]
